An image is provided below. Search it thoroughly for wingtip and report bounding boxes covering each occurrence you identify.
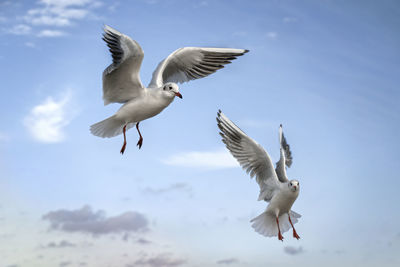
[244,49,250,53]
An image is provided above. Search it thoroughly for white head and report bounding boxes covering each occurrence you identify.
[162,82,182,99]
[288,180,300,192]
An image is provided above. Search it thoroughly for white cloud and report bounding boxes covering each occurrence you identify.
[37,29,66,37]
[8,24,31,35]
[23,92,73,143]
[162,149,238,169]
[266,31,277,40]
[25,42,36,47]
[24,0,97,27]
[283,17,297,23]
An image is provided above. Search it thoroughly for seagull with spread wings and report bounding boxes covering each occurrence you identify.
[90,25,248,154]
[217,110,301,241]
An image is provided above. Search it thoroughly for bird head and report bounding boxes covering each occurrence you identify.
[288,180,300,192]
[163,82,182,99]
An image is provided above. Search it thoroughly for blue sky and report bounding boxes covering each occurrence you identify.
[1,0,400,266]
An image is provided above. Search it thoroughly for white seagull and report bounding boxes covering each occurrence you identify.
[217,110,301,241]
[90,25,248,154]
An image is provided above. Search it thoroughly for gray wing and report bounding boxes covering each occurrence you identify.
[217,110,281,202]
[275,124,293,183]
[148,47,248,88]
[102,25,145,105]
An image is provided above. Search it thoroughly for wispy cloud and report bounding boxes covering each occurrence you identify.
[23,91,73,143]
[266,31,277,40]
[162,149,238,169]
[283,17,297,23]
[5,0,101,37]
[42,240,76,248]
[283,246,304,255]
[37,29,66,37]
[24,0,96,27]
[216,258,240,265]
[42,205,149,236]
[8,24,31,35]
[128,253,187,267]
[142,183,192,196]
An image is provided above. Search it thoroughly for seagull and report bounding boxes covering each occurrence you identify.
[90,25,249,154]
[217,110,301,241]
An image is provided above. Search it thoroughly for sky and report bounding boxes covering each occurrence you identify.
[0,0,400,266]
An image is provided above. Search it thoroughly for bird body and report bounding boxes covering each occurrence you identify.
[217,110,301,241]
[91,25,248,153]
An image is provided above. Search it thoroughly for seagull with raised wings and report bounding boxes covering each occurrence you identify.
[90,25,248,154]
[217,110,301,241]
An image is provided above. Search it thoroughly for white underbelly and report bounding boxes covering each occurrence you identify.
[116,97,171,123]
[266,191,298,216]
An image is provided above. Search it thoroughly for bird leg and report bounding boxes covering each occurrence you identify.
[136,122,143,149]
[120,125,127,154]
[276,217,284,241]
[288,214,300,240]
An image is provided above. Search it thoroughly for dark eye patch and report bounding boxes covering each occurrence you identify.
[169,86,172,90]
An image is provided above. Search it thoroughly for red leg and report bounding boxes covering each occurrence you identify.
[276,217,284,241]
[136,122,143,149]
[288,214,300,240]
[120,125,127,154]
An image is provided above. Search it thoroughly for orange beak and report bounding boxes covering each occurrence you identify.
[175,92,183,99]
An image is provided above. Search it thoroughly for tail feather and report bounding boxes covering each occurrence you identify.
[250,210,301,237]
[90,115,134,138]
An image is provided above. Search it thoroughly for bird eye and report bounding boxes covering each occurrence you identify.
[169,86,172,90]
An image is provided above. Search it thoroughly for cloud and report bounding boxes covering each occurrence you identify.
[266,32,277,40]
[43,240,76,248]
[216,258,239,265]
[59,261,72,267]
[283,17,297,23]
[136,238,152,245]
[8,24,31,35]
[283,246,304,255]
[23,92,73,143]
[142,183,192,195]
[37,29,66,37]
[42,205,149,236]
[162,149,238,169]
[128,254,187,267]
[24,0,97,27]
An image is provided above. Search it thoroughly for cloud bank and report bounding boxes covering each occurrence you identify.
[42,205,149,236]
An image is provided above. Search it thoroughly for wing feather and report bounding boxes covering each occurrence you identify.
[275,124,293,183]
[148,47,248,88]
[102,25,145,105]
[217,110,281,202]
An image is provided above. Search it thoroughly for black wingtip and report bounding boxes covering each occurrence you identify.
[280,123,282,127]
[244,49,250,53]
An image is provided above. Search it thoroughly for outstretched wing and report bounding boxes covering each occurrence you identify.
[275,124,293,183]
[102,25,145,105]
[217,110,281,202]
[148,47,248,88]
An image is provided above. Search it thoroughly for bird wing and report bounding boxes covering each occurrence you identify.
[217,110,281,202]
[148,47,248,88]
[102,25,145,105]
[275,124,293,183]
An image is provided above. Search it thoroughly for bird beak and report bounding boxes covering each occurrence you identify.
[175,92,182,99]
